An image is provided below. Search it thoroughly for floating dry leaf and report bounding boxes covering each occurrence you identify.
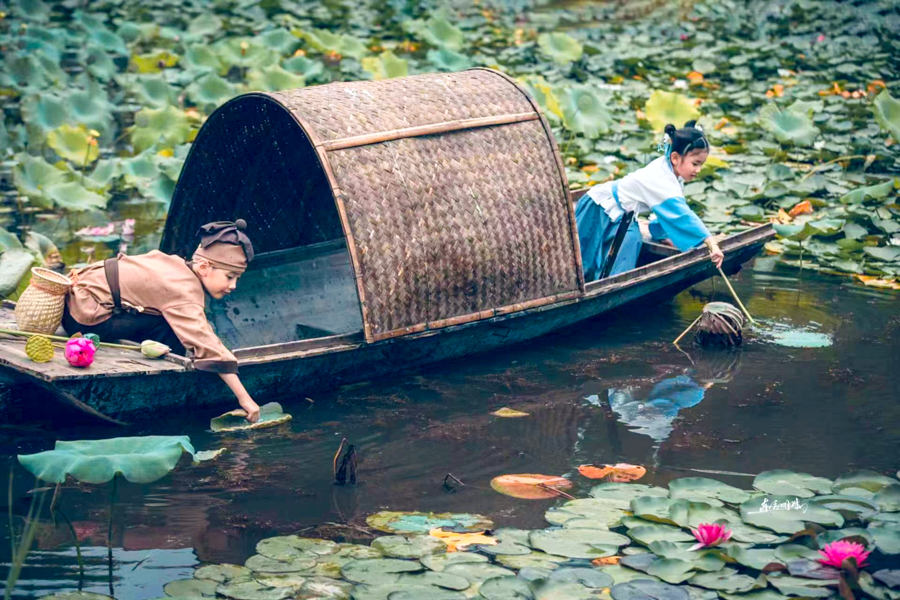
[492,407,530,418]
[429,528,497,552]
[490,474,573,499]
[578,463,647,482]
[593,556,623,566]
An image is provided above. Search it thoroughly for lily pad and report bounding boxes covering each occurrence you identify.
[298,577,352,599]
[442,562,515,583]
[668,478,751,505]
[760,104,820,147]
[874,89,900,141]
[18,435,197,484]
[766,574,835,597]
[753,470,833,498]
[545,497,629,527]
[367,512,492,534]
[494,552,566,571]
[560,85,612,139]
[869,522,900,554]
[131,105,193,153]
[491,474,572,500]
[599,566,661,584]
[420,552,488,572]
[211,402,292,433]
[360,51,408,81]
[688,568,756,592]
[195,564,252,583]
[548,567,614,588]
[628,524,695,546]
[215,581,294,600]
[478,576,535,600]
[725,546,781,571]
[164,578,219,597]
[610,579,690,600]
[875,485,900,512]
[245,554,318,574]
[833,470,899,494]
[592,484,669,507]
[537,32,583,65]
[396,570,470,590]
[340,559,422,585]
[371,535,446,559]
[256,536,339,561]
[528,528,629,559]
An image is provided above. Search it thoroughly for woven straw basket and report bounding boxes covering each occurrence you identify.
[14,267,73,334]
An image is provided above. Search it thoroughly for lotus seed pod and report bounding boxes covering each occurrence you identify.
[25,335,54,363]
[141,340,170,358]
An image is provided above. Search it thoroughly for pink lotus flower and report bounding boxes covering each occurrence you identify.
[817,541,870,568]
[689,522,732,550]
[65,338,96,368]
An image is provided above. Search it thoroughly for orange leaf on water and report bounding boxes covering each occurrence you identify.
[788,200,814,217]
[593,556,622,566]
[429,528,497,552]
[578,463,646,482]
[490,474,573,499]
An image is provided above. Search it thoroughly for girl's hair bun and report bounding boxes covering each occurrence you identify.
[664,124,677,137]
[683,120,698,128]
[234,218,247,231]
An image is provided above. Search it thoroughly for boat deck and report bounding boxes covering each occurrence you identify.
[0,305,186,383]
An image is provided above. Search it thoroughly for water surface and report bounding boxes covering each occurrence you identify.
[2,261,899,598]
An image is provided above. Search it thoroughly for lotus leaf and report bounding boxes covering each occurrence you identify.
[479,575,535,600]
[833,470,899,494]
[421,551,488,572]
[18,435,198,484]
[185,44,223,73]
[426,48,471,72]
[131,50,179,74]
[361,51,408,81]
[628,524,695,546]
[753,470,833,498]
[371,535,446,559]
[668,478,751,505]
[282,56,326,81]
[187,74,237,111]
[260,28,298,55]
[246,65,306,92]
[740,495,843,533]
[164,578,219,596]
[404,15,464,51]
[195,563,252,583]
[688,569,756,592]
[536,32,583,66]
[299,577,353,598]
[47,124,99,164]
[840,179,896,204]
[873,570,900,589]
[759,104,820,147]
[874,90,900,141]
[560,85,612,139]
[0,250,35,297]
[644,90,701,133]
[528,528,628,559]
[187,13,223,38]
[766,574,835,597]
[257,536,339,561]
[215,38,280,69]
[725,546,781,571]
[45,181,108,211]
[21,93,68,132]
[869,522,900,554]
[592,484,669,507]
[131,105,193,153]
[295,29,368,60]
[442,562,515,583]
[340,559,423,585]
[366,511,492,534]
[545,497,628,527]
[610,579,690,600]
[211,402,292,432]
[494,552,565,571]
[245,554,318,574]
[215,581,294,600]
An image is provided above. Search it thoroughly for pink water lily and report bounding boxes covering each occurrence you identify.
[64,338,96,368]
[817,541,870,568]
[689,522,733,550]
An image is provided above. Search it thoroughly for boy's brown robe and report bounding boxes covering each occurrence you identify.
[66,250,237,373]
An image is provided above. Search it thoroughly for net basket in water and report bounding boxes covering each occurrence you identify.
[14,267,73,334]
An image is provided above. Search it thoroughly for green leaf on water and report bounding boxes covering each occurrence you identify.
[131,105,193,153]
[12,153,65,208]
[528,527,629,559]
[366,511,492,534]
[405,15,465,51]
[47,124,99,164]
[874,89,900,141]
[370,535,447,559]
[645,90,701,133]
[361,51,408,80]
[840,179,896,204]
[759,104,820,147]
[560,84,612,139]
[18,435,197,484]
[44,181,108,211]
[834,470,900,493]
[538,32,583,66]
[210,402,292,433]
[739,495,843,533]
[668,477,752,505]
[246,65,306,91]
[131,50,179,74]
[426,48,471,72]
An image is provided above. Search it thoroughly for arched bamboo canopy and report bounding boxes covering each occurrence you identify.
[162,68,583,343]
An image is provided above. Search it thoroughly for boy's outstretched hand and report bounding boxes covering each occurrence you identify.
[238,396,260,423]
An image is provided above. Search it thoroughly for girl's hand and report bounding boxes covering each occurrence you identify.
[238,396,260,423]
[706,239,724,269]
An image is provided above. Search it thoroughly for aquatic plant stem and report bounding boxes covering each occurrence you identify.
[673,314,702,345]
[55,507,85,582]
[800,155,867,180]
[717,268,756,325]
[108,475,118,597]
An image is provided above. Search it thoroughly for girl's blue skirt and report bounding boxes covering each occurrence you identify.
[575,194,643,282]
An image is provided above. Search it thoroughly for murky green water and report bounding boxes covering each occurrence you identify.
[2,260,899,598]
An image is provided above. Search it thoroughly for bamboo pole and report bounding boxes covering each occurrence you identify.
[0,328,142,351]
[673,314,702,345]
[717,268,756,325]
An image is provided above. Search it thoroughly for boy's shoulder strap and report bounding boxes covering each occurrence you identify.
[103,256,122,312]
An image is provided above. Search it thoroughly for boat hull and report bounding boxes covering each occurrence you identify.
[4,227,769,422]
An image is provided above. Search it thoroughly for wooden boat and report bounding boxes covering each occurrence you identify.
[0,69,774,423]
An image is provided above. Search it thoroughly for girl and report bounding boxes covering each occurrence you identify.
[63,220,261,422]
[575,120,724,281]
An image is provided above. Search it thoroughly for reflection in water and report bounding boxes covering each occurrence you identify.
[588,350,742,446]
